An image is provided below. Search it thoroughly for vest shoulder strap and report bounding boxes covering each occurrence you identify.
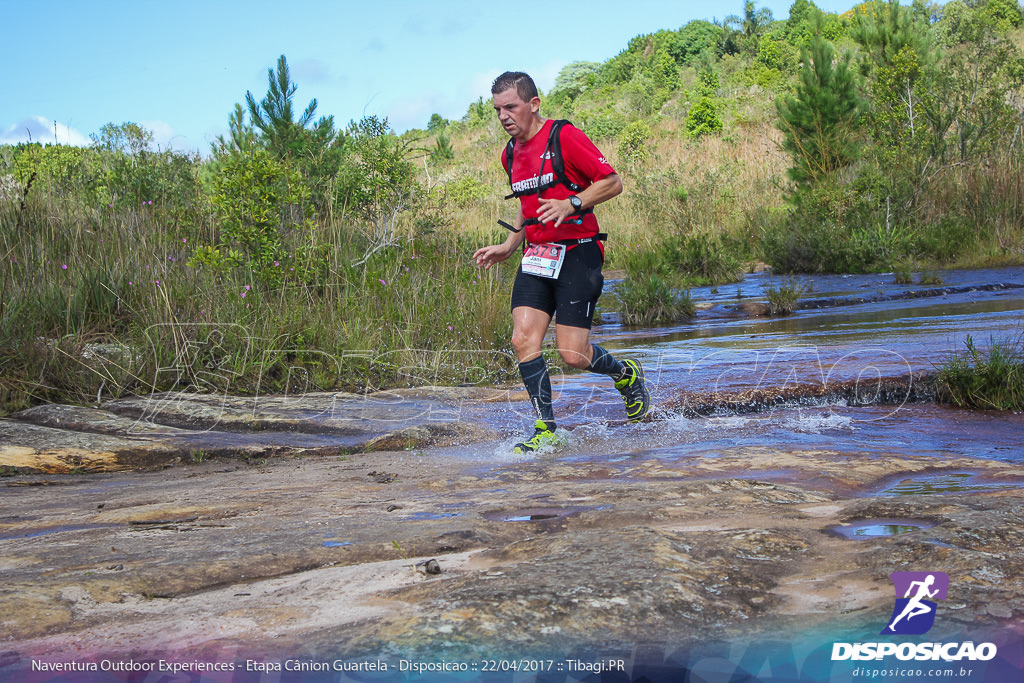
[503,119,581,199]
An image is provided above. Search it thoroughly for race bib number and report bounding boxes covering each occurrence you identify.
[521,243,566,279]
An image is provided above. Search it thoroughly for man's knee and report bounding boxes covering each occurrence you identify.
[511,331,541,361]
[558,346,591,370]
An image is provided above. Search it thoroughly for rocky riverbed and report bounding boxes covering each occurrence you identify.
[2,386,1024,681]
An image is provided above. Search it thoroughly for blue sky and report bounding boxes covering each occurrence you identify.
[2,0,859,154]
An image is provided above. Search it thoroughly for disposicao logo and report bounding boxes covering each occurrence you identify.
[882,571,949,635]
[831,571,998,662]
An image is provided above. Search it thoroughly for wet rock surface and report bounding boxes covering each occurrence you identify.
[2,389,503,474]
[2,389,1024,663]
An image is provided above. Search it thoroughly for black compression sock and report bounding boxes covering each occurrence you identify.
[518,356,554,424]
[587,344,625,378]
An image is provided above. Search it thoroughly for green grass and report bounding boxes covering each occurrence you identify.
[938,335,1024,411]
[615,274,695,326]
[764,278,807,316]
[0,185,517,414]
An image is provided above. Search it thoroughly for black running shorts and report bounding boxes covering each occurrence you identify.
[510,241,604,329]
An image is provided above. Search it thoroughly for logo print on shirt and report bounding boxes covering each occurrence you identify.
[511,173,555,194]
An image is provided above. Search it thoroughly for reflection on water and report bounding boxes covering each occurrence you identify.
[448,267,1024,475]
[591,267,1024,391]
[877,472,1022,496]
[826,519,935,539]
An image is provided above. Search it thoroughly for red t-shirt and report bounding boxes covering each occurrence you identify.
[501,119,616,249]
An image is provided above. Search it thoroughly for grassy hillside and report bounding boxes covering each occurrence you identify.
[2,0,1023,412]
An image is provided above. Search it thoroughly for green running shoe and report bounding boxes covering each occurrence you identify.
[615,358,651,422]
[512,420,566,454]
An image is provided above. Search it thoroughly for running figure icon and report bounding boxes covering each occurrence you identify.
[882,571,949,635]
[888,574,939,631]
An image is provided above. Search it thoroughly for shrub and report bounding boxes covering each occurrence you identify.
[445,175,489,207]
[893,264,913,284]
[618,121,652,163]
[432,133,454,162]
[202,147,306,280]
[615,274,695,326]
[582,112,627,141]
[764,278,807,315]
[938,335,1024,410]
[618,232,742,286]
[686,96,723,138]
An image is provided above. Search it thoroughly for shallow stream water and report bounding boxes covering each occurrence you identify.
[442,267,1024,487]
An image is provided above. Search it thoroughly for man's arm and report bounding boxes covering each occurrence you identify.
[473,207,528,269]
[536,173,623,227]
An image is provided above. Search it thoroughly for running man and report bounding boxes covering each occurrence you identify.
[473,71,651,453]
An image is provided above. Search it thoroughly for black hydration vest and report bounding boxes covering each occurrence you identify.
[503,119,587,201]
[500,120,603,240]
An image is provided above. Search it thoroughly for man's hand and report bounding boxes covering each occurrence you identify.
[473,242,515,269]
[534,174,622,227]
[536,197,574,227]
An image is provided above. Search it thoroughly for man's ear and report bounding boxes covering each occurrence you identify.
[529,96,541,113]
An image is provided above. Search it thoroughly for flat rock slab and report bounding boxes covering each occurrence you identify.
[0,421,185,474]
[1,443,1023,664]
[2,389,504,473]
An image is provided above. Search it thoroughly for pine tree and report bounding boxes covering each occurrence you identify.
[245,55,335,159]
[849,0,934,76]
[775,17,865,189]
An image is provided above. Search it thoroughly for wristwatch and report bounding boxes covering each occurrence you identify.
[569,195,582,210]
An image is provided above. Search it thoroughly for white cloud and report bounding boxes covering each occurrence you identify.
[470,69,503,101]
[140,119,180,151]
[0,116,90,146]
[533,60,565,94]
[386,72,498,132]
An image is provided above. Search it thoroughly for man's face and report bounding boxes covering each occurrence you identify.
[492,87,539,140]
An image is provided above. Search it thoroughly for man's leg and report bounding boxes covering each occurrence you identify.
[510,307,565,453]
[554,324,651,422]
[512,306,554,424]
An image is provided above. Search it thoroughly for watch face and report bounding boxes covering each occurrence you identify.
[570,196,582,209]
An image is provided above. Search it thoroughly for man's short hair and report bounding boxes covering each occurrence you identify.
[491,71,539,102]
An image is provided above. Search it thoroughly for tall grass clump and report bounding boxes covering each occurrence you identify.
[764,278,807,316]
[937,335,1024,411]
[615,274,694,326]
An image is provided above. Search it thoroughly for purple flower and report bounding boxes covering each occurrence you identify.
[379,279,386,286]
[61,264,67,270]
[245,284,251,291]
